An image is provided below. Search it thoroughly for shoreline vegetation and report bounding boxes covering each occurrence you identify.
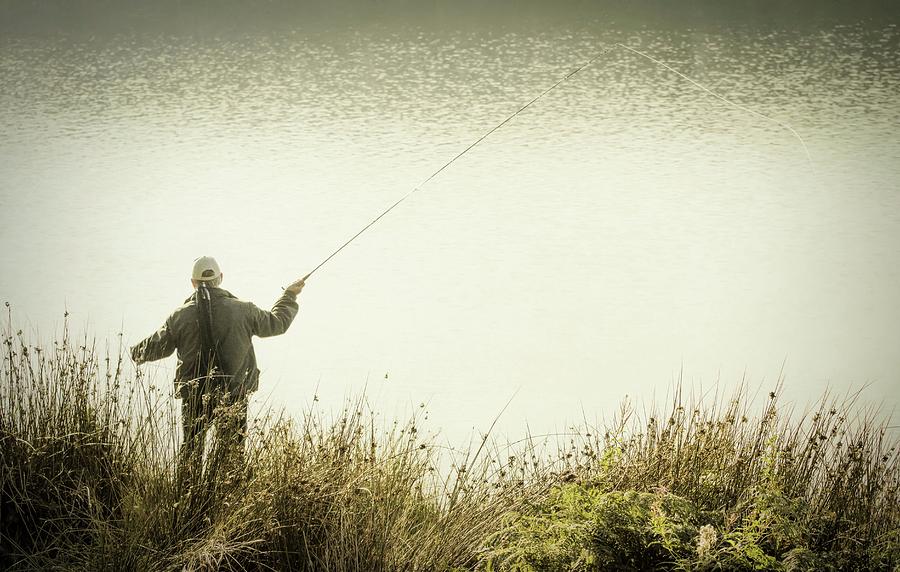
[1,316,898,571]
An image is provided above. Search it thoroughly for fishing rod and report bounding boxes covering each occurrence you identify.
[294,45,617,284]
[292,41,811,285]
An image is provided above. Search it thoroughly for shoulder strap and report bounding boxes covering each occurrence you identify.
[196,284,230,380]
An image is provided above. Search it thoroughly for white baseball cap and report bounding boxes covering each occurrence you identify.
[192,256,222,281]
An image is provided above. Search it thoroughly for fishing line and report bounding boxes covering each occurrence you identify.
[616,43,812,162]
[295,41,811,283]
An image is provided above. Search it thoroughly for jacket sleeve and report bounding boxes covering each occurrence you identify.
[131,317,178,365]
[249,292,299,338]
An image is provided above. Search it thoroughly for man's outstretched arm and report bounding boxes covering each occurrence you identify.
[251,279,304,338]
[131,318,177,364]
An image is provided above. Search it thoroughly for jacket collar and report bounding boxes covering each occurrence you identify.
[185,287,237,304]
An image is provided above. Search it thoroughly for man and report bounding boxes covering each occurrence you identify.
[131,256,305,476]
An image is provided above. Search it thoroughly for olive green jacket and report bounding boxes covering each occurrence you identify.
[131,287,299,398]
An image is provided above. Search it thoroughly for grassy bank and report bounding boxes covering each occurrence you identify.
[1,317,898,571]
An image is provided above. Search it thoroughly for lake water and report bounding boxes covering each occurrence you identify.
[2,14,899,445]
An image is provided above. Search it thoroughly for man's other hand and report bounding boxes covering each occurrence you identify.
[130,345,143,365]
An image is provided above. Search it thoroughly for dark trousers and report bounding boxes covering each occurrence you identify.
[179,385,249,483]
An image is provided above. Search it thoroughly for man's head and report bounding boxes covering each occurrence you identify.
[191,256,223,288]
